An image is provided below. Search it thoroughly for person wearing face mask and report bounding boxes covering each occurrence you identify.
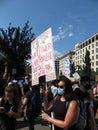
[42,76,79,130]
[74,76,97,130]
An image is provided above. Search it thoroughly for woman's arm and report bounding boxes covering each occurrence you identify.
[43,90,57,112]
[3,62,8,80]
[21,97,28,109]
[0,98,2,105]
[42,100,79,129]
[21,87,25,97]
[6,101,21,118]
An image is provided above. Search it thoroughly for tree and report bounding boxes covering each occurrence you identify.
[0,21,35,76]
[59,70,62,76]
[82,49,91,77]
[70,62,75,77]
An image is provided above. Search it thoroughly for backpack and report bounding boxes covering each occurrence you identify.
[74,88,90,130]
[29,91,42,118]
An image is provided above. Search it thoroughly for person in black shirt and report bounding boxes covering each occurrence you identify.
[22,85,42,130]
[42,76,79,130]
[74,76,97,130]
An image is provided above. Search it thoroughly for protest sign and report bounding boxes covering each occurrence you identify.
[64,59,70,79]
[31,28,56,85]
[73,72,80,80]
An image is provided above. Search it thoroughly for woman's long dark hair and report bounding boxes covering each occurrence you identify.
[59,75,76,100]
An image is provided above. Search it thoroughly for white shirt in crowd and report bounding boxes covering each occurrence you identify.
[51,85,58,97]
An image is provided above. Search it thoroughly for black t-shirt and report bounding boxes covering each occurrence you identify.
[23,81,31,94]
[25,90,34,108]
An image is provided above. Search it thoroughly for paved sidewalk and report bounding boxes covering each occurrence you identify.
[16,116,50,130]
[16,116,98,130]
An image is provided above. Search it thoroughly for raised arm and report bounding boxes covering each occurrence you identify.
[3,62,8,80]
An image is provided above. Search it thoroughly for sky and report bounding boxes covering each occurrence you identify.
[0,0,98,58]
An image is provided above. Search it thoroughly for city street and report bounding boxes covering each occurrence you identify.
[16,116,50,130]
[16,116,98,130]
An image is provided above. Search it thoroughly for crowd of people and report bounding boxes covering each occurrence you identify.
[0,64,98,130]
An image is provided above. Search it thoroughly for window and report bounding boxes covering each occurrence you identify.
[92,37,94,42]
[92,56,94,60]
[83,43,85,47]
[96,55,98,59]
[96,34,98,40]
[89,39,91,44]
[92,44,94,48]
[89,46,90,49]
[96,48,98,52]
[92,62,94,66]
[86,41,88,46]
[96,42,98,46]
[92,50,94,54]
[96,68,98,71]
[96,61,98,65]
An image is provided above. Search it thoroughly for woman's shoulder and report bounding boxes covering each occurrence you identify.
[67,99,78,108]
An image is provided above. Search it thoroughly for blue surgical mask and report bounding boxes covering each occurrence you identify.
[57,88,65,95]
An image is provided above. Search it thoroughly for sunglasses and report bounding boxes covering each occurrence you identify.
[58,86,64,88]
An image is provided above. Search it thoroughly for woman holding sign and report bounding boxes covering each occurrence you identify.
[42,76,79,130]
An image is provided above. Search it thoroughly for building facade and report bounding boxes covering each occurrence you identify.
[55,33,98,77]
[55,57,60,79]
[74,33,98,72]
[56,51,75,77]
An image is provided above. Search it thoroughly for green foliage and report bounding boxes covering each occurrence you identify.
[82,49,91,77]
[0,21,35,76]
[59,70,62,76]
[76,65,84,77]
[76,49,91,77]
[70,62,75,77]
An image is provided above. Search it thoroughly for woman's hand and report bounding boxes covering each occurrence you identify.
[6,110,16,118]
[42,112,50,121]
